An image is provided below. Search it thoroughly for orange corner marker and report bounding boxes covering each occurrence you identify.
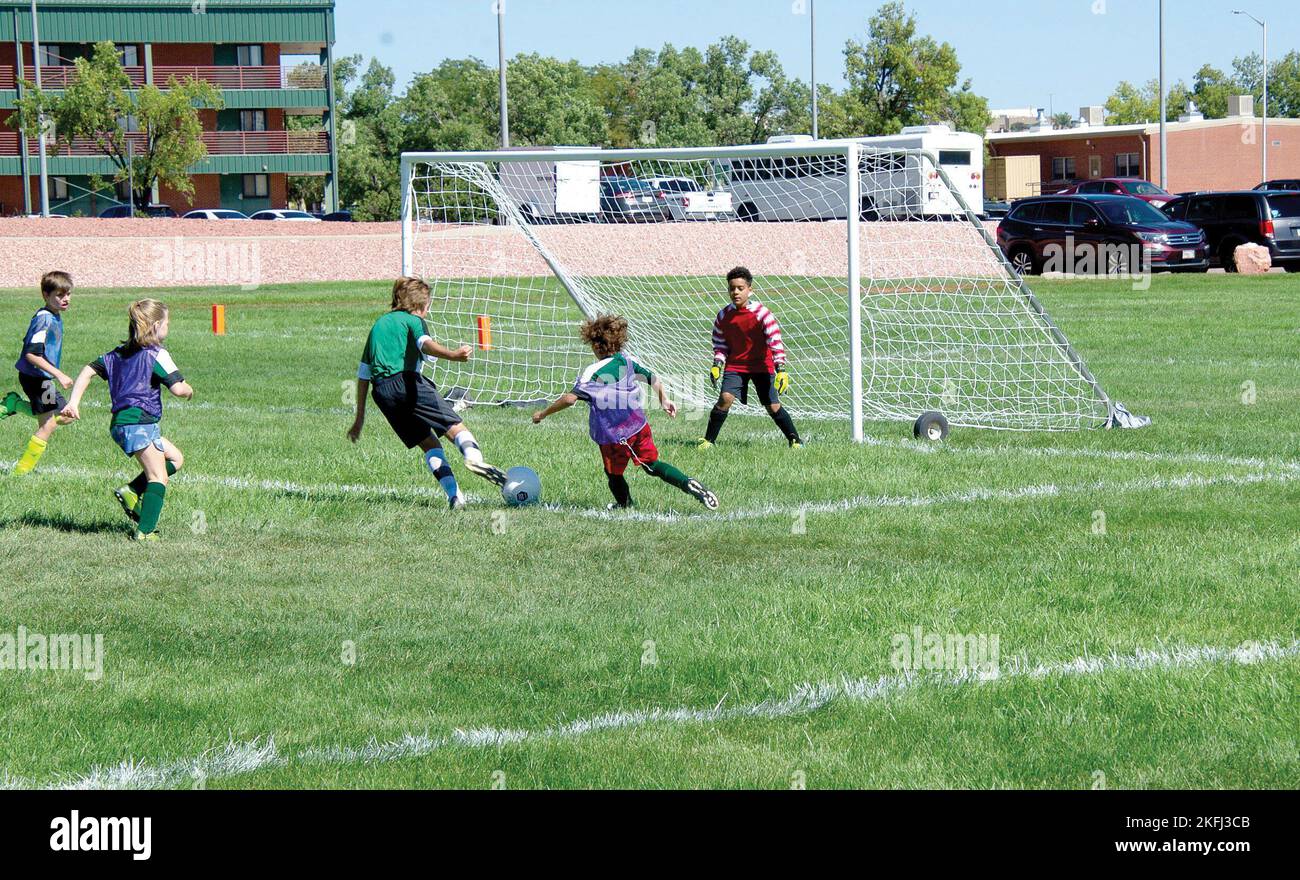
[476,315,492,351]
[212,304,226,336]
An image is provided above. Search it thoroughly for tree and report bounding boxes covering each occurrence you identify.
[10,41,221,208]
[842,2,990,135]
[1104,78,1191,124]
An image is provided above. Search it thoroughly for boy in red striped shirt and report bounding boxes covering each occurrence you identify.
[698,267,802,449]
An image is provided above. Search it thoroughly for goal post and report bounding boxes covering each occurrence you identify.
[400,141,1137,436]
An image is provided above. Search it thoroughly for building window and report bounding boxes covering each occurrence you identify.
[236,45,264,66]
[117,115,141,133]
[243,174,270,199]
[1116,153,1141,177]
[240,110,267,132]
[39,44,63,67]
[1051,157,1077,181]
[118,44,139,67]
[48,177,68,201]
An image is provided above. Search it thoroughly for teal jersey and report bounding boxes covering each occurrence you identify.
[359,311,431,381]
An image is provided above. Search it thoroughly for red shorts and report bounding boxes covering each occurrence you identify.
[600,423,659,476]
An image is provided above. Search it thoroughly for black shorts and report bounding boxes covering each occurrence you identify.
[371,372,462,448]
[19,373,66,416]
[720,371,779,407]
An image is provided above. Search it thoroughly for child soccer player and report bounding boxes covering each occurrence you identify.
[347,276,506,509]
[698,266,802,449]
[61,299,193,542]
[8,271,75,475]
[533,314,718,511]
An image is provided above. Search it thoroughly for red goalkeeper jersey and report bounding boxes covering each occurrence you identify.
[712,301,786,373]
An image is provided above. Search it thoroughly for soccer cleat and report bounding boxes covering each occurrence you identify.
[789,440,803,449]
[130,529,161,543]
[114,487,141,523]
[696,438,714,451]
[685,479,719,510]
[1,391,21,419]
[449,494,467,511]
[606,502,635,511]
[466,459,508,487]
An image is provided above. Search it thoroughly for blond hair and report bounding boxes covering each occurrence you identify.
[391,276,432,313]
[41,271,73,299]
[127,299,168,350]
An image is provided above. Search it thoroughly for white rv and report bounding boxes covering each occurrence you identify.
[723,126,985,221]
[496,146,601,223]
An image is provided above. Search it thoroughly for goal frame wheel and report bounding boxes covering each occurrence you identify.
[913,411,950,442]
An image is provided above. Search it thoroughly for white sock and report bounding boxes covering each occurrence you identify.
[453,429,484,466]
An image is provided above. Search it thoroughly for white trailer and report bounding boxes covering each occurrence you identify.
[725,126,985,221]
[496,146,601,223]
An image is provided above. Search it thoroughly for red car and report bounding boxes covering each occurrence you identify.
[1057,178,1174,208]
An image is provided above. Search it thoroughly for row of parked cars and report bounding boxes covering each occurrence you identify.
[995,177,1300,275]
[92,205,353,221]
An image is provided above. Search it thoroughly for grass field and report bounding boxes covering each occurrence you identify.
[0,273,1296,789]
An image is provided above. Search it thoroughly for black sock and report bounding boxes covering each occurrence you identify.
[705,406,729,443]
[606,473,633,507]
[128,460,178,495]
[769,407,800,443]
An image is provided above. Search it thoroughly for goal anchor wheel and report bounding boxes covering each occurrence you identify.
[913,411,950,442]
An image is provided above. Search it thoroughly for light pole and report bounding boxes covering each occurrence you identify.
[810,0,818,140]
[31,0,49,217]
[1233,10,1267,184]
[496,1,509,148]
[1158,0,1167,190]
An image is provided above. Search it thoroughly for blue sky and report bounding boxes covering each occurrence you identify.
[334,0,1292,117]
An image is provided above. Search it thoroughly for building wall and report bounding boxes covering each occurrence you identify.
[1163,122,1298,192]
[990,122,1300,194]
[991,133,1150,190]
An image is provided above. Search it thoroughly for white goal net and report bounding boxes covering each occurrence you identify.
[401,141,1128,436]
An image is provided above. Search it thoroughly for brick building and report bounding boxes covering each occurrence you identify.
[987,101,1300,196]
[0,0,338,216]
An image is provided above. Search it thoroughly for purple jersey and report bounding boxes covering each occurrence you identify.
[91,346,184,427]
[572,352,651,446]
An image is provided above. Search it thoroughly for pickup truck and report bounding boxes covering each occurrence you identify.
[643,176,734,221]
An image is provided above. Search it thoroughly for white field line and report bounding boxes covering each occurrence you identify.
[19,396,1300,476]
[560,469,1300,524]
[9,639,1295,790]
[10,401,1300,477]
[3,462,1297,521]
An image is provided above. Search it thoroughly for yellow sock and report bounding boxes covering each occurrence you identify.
[13,435,48,476]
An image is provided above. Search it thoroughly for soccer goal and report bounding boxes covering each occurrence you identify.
[400,140,1143,439]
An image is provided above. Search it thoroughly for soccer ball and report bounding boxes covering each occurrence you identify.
[502,466,542,507]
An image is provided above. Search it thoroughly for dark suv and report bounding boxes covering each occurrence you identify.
[1161,191,1300,272]
[997,194,1208,275]
[1255,180,1300,192]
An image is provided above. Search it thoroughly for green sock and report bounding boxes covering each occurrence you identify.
[128,461,178,496]
[643,459,691,492]
[137,482,167,534]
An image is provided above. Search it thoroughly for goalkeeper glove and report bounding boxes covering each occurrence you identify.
[774,368,790,395]
[710,360,724,388]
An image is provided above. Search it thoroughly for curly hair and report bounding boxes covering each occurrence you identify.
[580,314,629,359]
[726,266,753,287]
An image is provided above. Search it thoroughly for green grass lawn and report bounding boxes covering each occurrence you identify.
[0,273,1296,789]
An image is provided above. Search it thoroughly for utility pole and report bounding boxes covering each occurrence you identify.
[496,2,509,148]
[1158,0,1167,190]
[31,0,50,217]
[810,0,818,139]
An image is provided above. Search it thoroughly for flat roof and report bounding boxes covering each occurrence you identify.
[988,115,1300,144]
